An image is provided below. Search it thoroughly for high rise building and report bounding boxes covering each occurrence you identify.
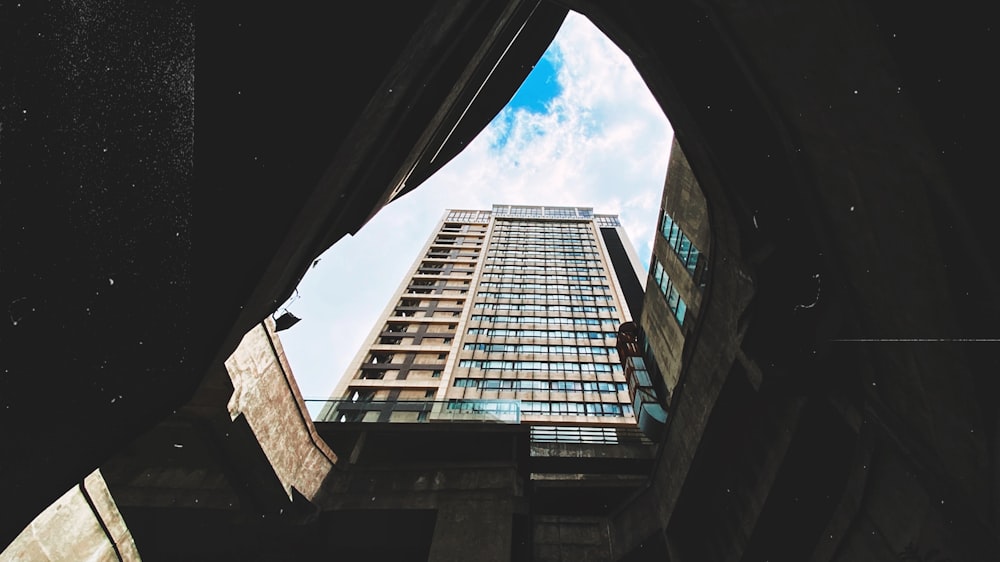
[322,204,648,428]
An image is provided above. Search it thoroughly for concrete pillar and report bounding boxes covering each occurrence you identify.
[428,496,512,562]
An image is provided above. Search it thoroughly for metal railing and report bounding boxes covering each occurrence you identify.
[306,399,521,424]
[530,425,654,446]
[306,400,656,446]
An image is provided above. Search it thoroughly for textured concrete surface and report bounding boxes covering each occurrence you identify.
[0,470,139,562]
[225,317,337,501]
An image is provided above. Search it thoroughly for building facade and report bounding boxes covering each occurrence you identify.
[324,204,647,427]
[640,139,711,400]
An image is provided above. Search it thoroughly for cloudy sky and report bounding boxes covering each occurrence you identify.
[279,12,674,400]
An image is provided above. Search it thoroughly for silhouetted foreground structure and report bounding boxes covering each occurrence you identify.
[3,0,998,560]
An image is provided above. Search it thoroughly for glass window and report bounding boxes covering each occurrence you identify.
[667,285,680,312]
[678,237,692,262]
[660,214,673,238]
[686,249,700,275]
[668,222,681,247]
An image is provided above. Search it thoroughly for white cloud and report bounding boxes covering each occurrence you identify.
[279,12,673,399]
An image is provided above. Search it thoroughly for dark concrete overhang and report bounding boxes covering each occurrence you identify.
[1,0,566,544]
[3,0,999,557]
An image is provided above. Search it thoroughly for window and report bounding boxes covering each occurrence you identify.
[650,257,689,326]
[660,211,701,277]
[523,401,550,414]
[676,298,687,325]
[552,381,582,391]
[463,343,612,355]
[582,381,625,393]
[370,353,393,364]
[458,359,620,372]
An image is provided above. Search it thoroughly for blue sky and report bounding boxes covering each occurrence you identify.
[277,13,674,400]
[508,50,562,114]
[492,51,562,149]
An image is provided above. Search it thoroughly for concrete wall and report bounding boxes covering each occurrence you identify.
[661,139,710,254]
[224,317,338,501]
[640,138,713,397]
[1,470,140,562]
[96,318,341,557]
[534,516,611,562]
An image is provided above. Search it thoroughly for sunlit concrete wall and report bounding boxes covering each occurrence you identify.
[0,470,140,562]
[224,317,338,501]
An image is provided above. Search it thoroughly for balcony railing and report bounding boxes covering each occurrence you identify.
[307,399,659,450]
[306,399,521,424]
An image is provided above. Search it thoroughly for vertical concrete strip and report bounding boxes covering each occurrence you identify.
[225,318,337,502]
[79,471,141,561]
[428,497,512,562]
[0,470,139,561]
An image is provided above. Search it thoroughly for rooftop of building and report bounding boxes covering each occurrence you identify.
[440,205,622,225]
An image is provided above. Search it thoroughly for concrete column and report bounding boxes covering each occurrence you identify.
[429,496,512,562]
